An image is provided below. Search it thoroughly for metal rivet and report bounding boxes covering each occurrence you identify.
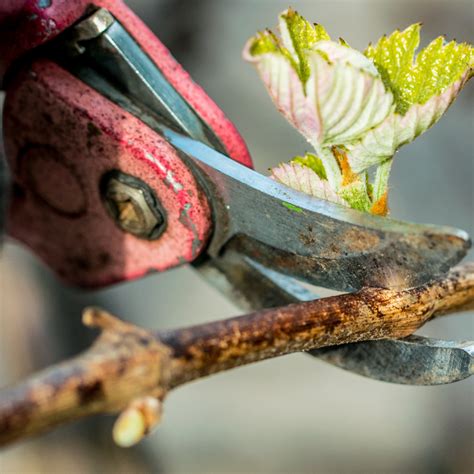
[101,171,166,240]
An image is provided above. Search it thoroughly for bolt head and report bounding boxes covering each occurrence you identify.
[101,171,165,240]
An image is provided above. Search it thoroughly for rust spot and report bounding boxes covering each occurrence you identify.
[98,252,111,265]
[299,231,316,246]
[138,336,151,347]
[340,227,381,254]
[67,256,90,271]
[77,380,103,405]
[0,398,37,433]
[87,122,102,138]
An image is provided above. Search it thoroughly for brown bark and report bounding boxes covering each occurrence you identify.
[0,263,473,447]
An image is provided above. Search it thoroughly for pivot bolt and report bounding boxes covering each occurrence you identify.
[101,171,165,240]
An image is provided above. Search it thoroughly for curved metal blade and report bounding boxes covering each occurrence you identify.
[311,337,474,385]
[164,128,470,292]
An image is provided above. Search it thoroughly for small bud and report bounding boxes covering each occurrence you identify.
[113,396,162,448]
[113,406,145,448]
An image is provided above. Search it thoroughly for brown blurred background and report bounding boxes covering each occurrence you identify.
[1,0,473,473]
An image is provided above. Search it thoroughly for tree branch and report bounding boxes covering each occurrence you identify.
[1,263,473,447]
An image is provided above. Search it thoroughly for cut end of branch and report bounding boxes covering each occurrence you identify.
[82,307,152,336]
[82,306,122,330]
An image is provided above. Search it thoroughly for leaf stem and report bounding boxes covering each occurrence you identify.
[312,144,342,189]
[373,159,393,202]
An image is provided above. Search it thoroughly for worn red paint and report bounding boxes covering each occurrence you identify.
[5,61,210,287]
[2,0,253,288]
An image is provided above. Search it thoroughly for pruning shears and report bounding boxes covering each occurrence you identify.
[1,1,472,385]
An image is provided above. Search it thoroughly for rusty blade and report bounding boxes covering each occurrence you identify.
[163,128,470,292]
[311,337,474,385]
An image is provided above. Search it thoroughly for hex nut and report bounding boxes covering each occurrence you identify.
[101,171,165,240]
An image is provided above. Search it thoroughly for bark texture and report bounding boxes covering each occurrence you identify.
[0,263,473,447]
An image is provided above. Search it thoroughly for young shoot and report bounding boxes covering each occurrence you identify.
[244,8,473,215]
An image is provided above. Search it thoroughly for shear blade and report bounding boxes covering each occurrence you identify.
[63,8,470,292]
[163,128,470,292]
[311,337,474,385]
[63,9,472,384]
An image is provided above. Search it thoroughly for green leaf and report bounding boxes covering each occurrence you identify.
[291,153,327,180]
[279,8,331,82]
[248,31,279,56]
[243,50,322,148]
[372,159,392,202]
[413,38,473,103]
[339,37,350,47]
[338,180,372,213]
[346,74,471,172]
[271,163,348,206]
[365,24,473,114]
[246,11,473,216]
[245,8,330,84]
[307,51,393,147]
[244,38,394,186]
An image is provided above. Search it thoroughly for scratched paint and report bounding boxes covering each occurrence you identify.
[145,152,184,193]
[179,203,202,258]
[38,0,52,8]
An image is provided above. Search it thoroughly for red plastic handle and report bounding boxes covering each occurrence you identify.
[3,0,252,288]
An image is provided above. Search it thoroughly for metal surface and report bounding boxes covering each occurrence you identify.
[197,252,474,385]
[101,170,166,240]
[64,7,115,55]
[61,8,226,153]
[197,251,316,312]
[54,4,252,168]
[311,337,474,385]
[164,129,470,292]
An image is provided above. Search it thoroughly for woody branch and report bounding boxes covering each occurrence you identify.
[0,263,473,447]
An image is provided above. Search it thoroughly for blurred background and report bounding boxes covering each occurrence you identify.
[1,0,473,472]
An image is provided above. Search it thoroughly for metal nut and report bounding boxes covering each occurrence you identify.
[101,171,165,240]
